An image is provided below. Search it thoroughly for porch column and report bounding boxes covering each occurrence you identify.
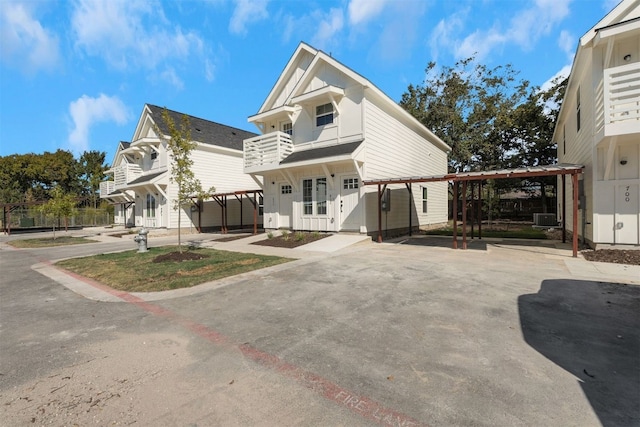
[377,184,383,243]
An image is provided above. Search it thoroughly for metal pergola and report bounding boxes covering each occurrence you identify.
[191,189,263,235]
[363,164,584,257]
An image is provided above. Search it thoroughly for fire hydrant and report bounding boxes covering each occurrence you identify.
[133,228,149,253]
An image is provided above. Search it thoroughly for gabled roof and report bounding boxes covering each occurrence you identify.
[280,141,362,165]
[581,0,640,47]
[143,104,258,151]
[254,42,450,153]
[127,171,166,186]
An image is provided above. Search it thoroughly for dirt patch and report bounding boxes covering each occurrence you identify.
[215,234,251,242]
[582,249,640,266]
[252,232,330,249]
[152,251,210,263]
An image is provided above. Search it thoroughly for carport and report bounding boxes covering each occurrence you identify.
[191,189,262,235]
[363,164,584,257]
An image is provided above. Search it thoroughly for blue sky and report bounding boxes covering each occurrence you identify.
[1,0,617,164]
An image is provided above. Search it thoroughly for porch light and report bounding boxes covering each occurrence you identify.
[624,54,631,61]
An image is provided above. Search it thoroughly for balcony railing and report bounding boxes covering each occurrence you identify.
[596,62,640,137]
[99,181,115,198]
[113,164,143,189]
[244,131,293,173]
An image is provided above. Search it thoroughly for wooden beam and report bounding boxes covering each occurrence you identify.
[462,181,468,250]
[572,172,579,257]
[452,181,458,249]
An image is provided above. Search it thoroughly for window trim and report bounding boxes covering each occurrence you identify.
[302,177,329,216]
[315,103,334,127]
[576,87,581,133]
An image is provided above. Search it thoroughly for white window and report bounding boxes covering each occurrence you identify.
[316,103,334,127]
[151,151,158,160]
[343,178,359,189]
[302,178,327,215]
[422,187,428,213]
[282,122,292,136]
[146,194,156,217]
[281,184,292,194]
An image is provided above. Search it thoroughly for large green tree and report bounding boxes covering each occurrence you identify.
[0,149,107,205]
[79,150,109,208]
[400,58,531,173]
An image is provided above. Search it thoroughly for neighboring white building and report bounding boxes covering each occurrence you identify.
[101,104,260,230]
[243,42,450,235]
[554,0,640,247]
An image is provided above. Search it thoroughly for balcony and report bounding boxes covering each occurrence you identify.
[595,61,640,138]
[244,131,294,173]
[113,164,143,189]
[99,181,115,198]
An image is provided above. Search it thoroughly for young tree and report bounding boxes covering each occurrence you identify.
[38,186,78,239]
[154,108,212,253]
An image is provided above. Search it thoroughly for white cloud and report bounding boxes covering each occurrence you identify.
[312,8,344,50]
[348,0,388,26]
[453,0,571,61]
[557,30,575,58]
[229,0,269,35]
[71,0,209,87]
[68,94,130,154]
[429,10,467,63]
[159,67,184,91]
[0,1,59,73]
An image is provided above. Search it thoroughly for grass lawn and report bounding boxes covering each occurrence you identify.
[424,225,548,239]
[8,236,98,248]
[56,246,293,292]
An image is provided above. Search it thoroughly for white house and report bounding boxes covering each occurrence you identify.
[101,104,261,231]
[554,0,640,247]
[243,42,451,235]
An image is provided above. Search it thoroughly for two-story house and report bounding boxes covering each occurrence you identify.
[554,0,640,247]
[243,42,451,235]
[101,104,260,231]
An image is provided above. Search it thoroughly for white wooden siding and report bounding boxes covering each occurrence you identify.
[363,98,448,231]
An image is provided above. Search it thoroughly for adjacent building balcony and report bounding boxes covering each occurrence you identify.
[113,164,143,189]
[595,61,640,139]
[99,180,115,198]
[244,131,294,173]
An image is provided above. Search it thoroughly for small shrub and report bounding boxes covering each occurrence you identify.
[267,231,274,239]
[281,230,290,240]
[311,231,320,239]
[295,232,305,242]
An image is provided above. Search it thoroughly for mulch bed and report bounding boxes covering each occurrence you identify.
[214,235,251,242]
[581,249,640,266]
[153,251,210,263]
[253,232,330,249]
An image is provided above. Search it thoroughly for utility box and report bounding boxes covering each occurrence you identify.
[381,188,391,211]
[533,213,557,227]
[20,217,35,227]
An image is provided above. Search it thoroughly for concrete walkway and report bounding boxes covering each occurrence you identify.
[6,227,637,305]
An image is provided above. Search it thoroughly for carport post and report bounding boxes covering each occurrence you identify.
[253,192,258,235]
[572,172,578,257]
[377,184,383,243]
[452,181,458,249]
[406,183,412,236]
[478,180,483,239]
[462,180,468,250]
[562,174,566,243]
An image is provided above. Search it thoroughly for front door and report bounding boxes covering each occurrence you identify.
[278,184,293,228]
[615,183,639,244]
[340,176,361,231]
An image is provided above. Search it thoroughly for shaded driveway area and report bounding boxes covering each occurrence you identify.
[1,231,638,426]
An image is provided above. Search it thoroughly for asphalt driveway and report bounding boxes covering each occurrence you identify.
[1,230,638,426]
